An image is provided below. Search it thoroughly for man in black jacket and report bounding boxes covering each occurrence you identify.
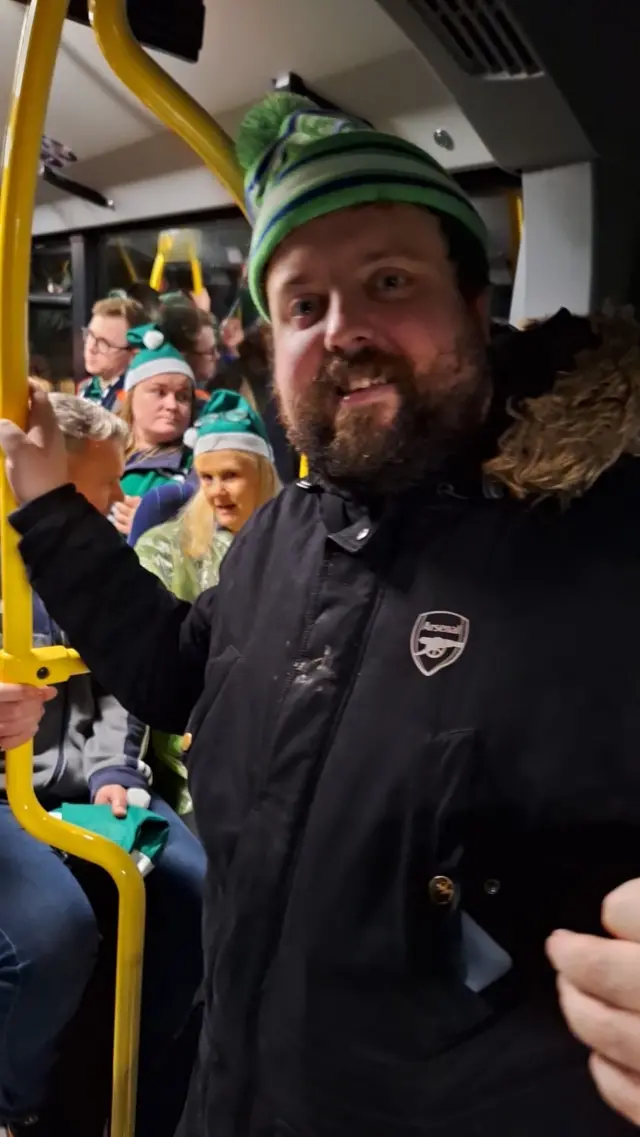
[3,93,640,1135]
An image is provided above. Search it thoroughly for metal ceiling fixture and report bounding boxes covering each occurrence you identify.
[405,0,543,79]
[39,134,114,210]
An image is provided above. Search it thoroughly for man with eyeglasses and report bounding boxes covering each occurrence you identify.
[78,295,147,410]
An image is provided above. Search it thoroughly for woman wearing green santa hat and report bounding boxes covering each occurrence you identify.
[111,324,197,536]
[120,323,196,498]
[131,389,280,815]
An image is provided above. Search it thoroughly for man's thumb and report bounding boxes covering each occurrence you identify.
[28,383,61,445]
[0,419,27,457]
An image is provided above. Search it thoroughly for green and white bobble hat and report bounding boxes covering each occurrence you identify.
[192,389,273,462]
[124,323,194,392]
[236,93,489,322]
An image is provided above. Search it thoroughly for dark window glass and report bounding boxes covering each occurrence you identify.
[100,215,250,322]
[28,305,73,382]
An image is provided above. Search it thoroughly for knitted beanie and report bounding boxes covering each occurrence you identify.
[236,93,488,321]
[124,324,194,392]
[192,390,273,461]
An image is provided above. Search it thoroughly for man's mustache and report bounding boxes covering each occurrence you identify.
[315,349,412,394]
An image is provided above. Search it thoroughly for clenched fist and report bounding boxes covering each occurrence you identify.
[0,380,68,505]
[548,880,640,1127]
[0,682,57,749]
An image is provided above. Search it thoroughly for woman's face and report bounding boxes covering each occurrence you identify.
[131,373,192,446]
[187,325,218,384]
[195,449,261,533]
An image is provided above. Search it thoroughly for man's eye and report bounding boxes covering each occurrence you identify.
[375,271,410,292]
[290,297,320,320]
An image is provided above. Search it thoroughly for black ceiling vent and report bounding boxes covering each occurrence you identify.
[406,0,543,79]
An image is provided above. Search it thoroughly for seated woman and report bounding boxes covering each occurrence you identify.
[120,325,195,498]
[133,390,279,815]
[113,325,196,537]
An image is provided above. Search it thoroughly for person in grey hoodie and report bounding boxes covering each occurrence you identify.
[0,395,205,1137]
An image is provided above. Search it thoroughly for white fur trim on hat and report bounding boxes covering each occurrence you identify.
[124,356,194,391]
[194,431,273,462]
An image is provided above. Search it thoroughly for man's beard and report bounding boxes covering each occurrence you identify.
[280,324,491,496]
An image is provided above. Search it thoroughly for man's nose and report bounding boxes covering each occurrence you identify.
[324,290,376,356]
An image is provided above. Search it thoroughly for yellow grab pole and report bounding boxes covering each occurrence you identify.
[0,3,145,1136]
[149,231,173,292]
[89,0,246,213]
[117,238,139,282]
[149,253,165,291]
[189,242,204,296]
[507,189,524,272]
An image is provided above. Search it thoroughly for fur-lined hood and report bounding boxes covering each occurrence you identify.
[485,306,640,502]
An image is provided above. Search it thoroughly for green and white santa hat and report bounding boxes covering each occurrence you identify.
[236,93,489,322]
[124,323,194,392]
[190,389,273,462]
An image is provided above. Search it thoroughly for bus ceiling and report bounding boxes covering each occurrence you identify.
[12,0,206,62]
[373,0,640,318]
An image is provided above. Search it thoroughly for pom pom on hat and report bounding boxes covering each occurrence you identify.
[124,323,194,392]
[235,93,317,173]
[193,389,273,463]
[239,93,489,324]
[142,328,165,350]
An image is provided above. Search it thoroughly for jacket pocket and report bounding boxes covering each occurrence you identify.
[183,644,242,769]
[403,727,482,981]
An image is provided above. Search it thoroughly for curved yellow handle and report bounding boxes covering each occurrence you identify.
[88,0,246,212]
[0,3,145,1135]
[149,252,166,292]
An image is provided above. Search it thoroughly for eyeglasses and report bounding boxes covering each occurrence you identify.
[83,327,130,354]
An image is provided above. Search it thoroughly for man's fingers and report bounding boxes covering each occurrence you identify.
[0,730,40,749]
[0,419,28,457]
[0,683,49,702]
[557,975,640,1073]
[95,785,128,817]
[589,1053,640,1128]
[40,686,57,702]
[603,880,640,942]
[27,382,61,447]
[547,930,640,1013]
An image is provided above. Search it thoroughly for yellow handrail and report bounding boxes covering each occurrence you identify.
[507,189,524,274]
[117,238,139,283]
[88,0,246,213]
[0,3,145,1136]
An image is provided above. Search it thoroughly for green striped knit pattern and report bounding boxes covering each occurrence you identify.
[236,96,488,321]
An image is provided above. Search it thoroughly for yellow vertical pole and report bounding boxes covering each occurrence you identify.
[0,3,145,1135]
[507,189,524,272]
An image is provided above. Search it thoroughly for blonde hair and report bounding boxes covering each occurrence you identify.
[179,451,279,559]
[91,296,147,328]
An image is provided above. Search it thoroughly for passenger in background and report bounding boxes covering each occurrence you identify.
[0,394,205,1137]
[214,321,299,483]
[78,295,147,410]
[133,390,279,816]
[113,324,195,536]
[158,303,219,393]
[125,281,162,322]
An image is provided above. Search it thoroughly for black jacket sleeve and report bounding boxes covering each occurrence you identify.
[11,485,213,734]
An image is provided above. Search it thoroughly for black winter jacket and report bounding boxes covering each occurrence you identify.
[12,313,640,1137]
